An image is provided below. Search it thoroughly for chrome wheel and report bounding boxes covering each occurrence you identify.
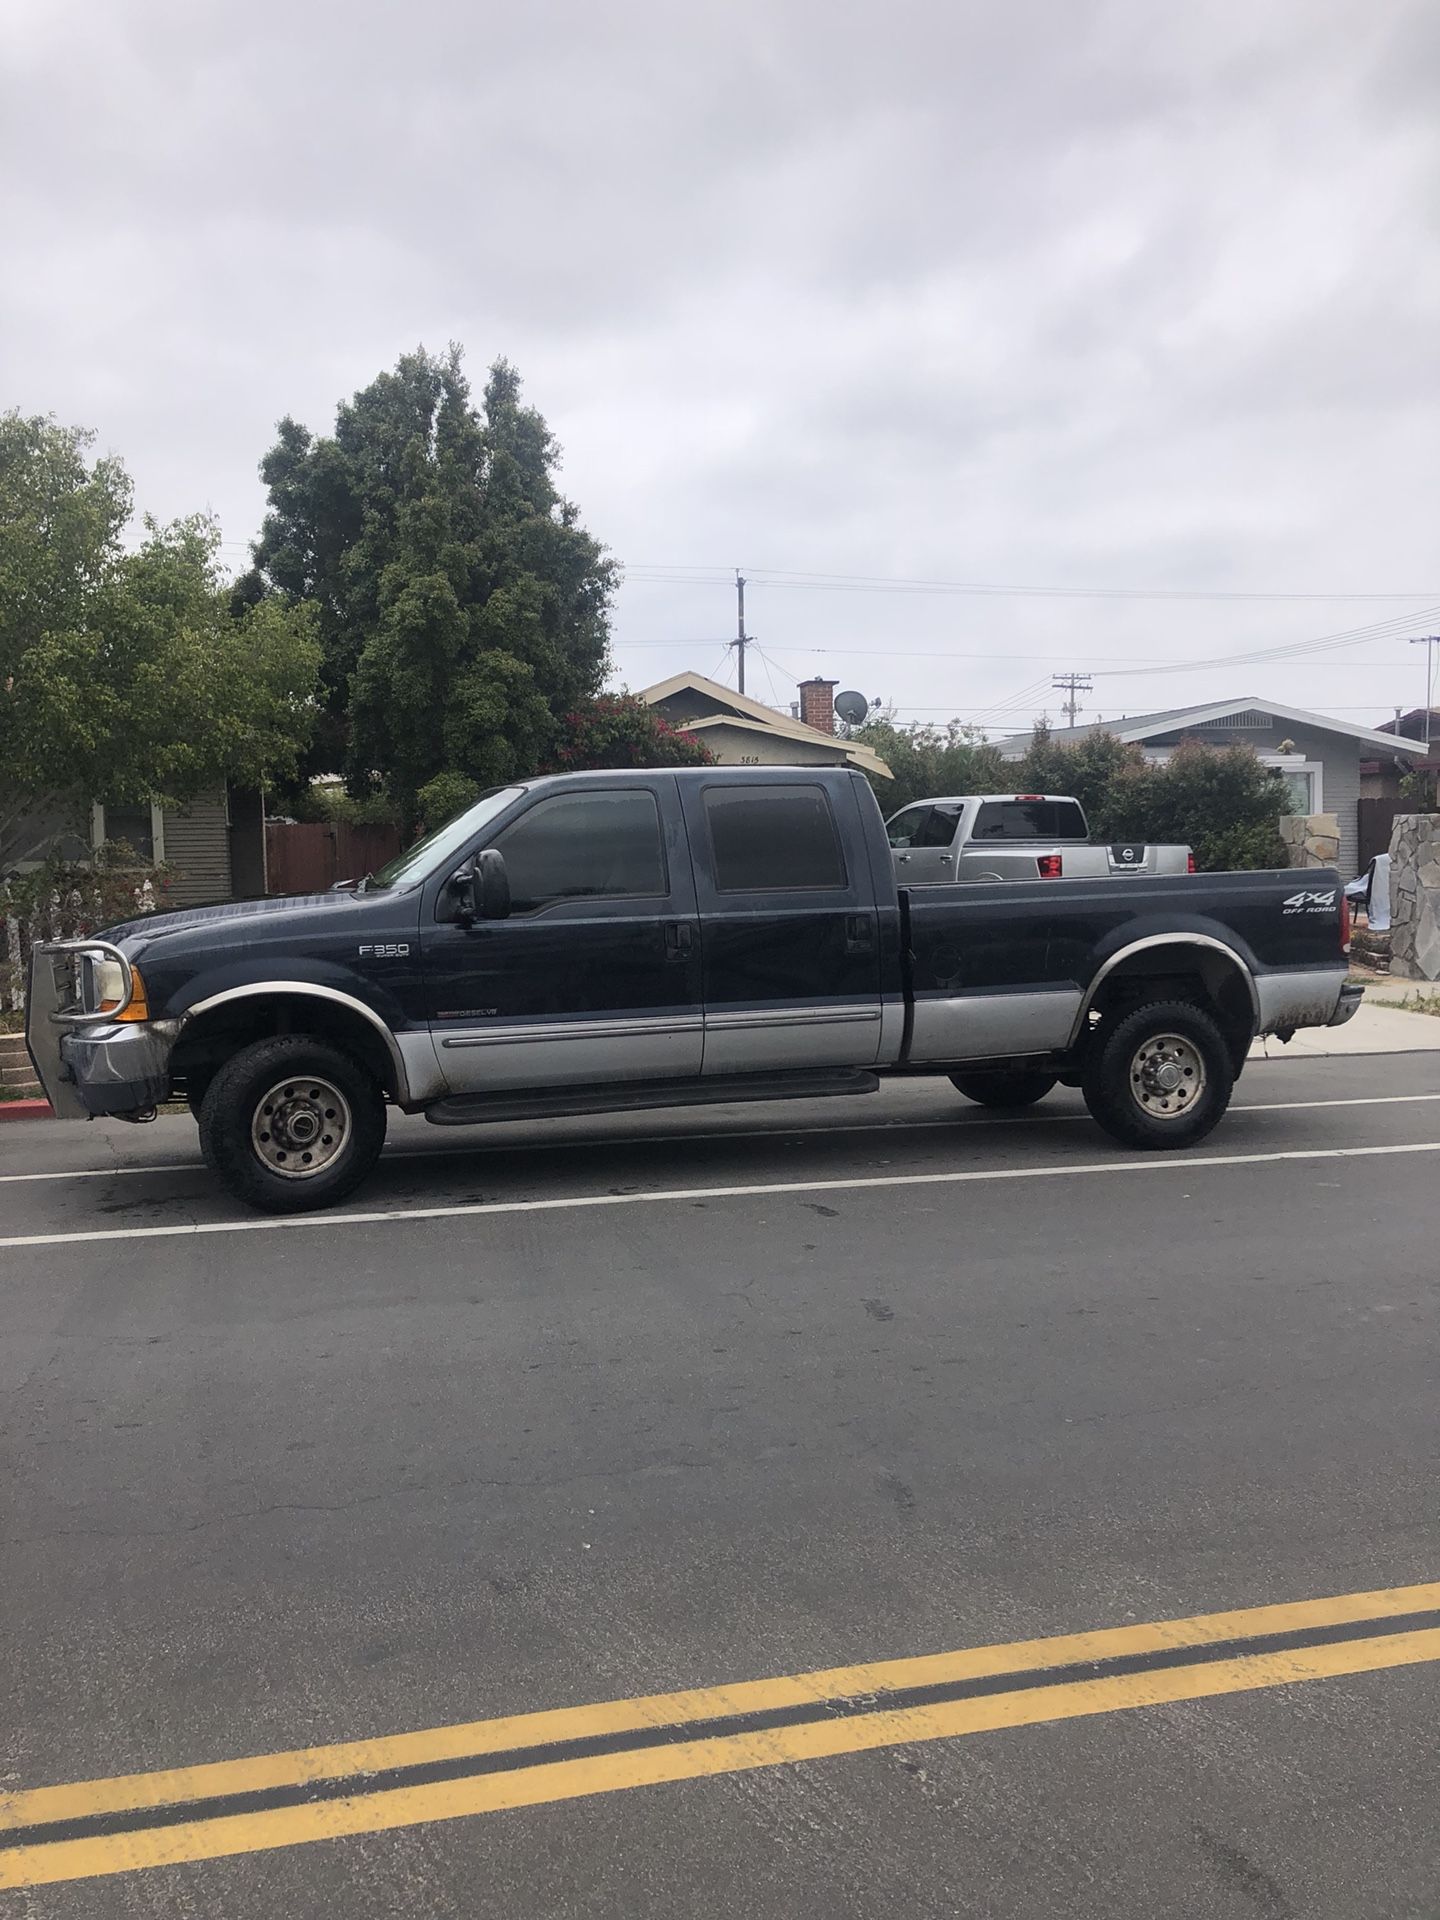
[250,1077,352,1179]
[1129,1033,1206,1120]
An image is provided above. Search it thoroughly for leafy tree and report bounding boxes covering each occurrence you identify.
[1,413,319,874]
[240,347,616,825]
[852,717,1007,814]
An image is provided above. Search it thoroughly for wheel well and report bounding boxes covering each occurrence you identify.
[171,994,399,1101]
[1084,946,1255,1071]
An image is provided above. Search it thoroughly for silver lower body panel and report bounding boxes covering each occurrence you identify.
[437,1014,704,1092]
[907,988,1084,1064]
[1255,968,1347,1036]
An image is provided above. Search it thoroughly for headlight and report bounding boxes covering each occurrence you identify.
[86,956,150,1021]
[92,959,127,1011]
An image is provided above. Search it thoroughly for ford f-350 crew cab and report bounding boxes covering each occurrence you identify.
[27,767,1360,1214]
[885,793,1193,884]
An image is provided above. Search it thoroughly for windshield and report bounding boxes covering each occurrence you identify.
[363,787,526,890]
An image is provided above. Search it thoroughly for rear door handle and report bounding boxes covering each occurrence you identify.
[664,921,694,959]
[845,914,875,953]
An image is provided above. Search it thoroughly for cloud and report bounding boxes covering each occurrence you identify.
[2,0,1437,727]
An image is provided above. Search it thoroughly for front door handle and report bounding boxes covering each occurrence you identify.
[664,921,694,960]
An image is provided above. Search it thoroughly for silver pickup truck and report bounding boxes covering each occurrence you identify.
[886,793,1193,885]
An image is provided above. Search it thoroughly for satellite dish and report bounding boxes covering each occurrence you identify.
[834,690,869,725]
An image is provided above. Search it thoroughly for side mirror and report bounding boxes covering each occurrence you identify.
[447,849,511,924]
[475,847,510,919]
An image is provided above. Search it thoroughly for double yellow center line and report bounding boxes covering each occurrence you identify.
[4,1580,1438,1888]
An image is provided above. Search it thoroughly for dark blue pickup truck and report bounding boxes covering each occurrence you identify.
[27,766,1359,1212]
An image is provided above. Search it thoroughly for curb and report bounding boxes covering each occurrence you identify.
[0,1098,54,1120]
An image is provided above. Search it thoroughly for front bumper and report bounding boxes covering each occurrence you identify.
[25,943,179,1118]
[57,1022,180,1115]
[1328,981,1365,1028]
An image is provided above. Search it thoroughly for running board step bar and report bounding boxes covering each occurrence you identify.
[422,1069,881,1127]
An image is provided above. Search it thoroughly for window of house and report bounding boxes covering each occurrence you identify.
[493,790,667,915]
[703,785,847,891]
[93,802,161,864]
[1260,760,1323,815]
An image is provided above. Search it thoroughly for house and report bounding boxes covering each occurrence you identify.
[1360,709,1440,798]
[10,786,268,904]
[640,672,892,781]
[989,698,1423,879]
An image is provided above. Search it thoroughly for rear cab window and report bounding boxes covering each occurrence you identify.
[703,785,847,891]
[971,799,1087,841]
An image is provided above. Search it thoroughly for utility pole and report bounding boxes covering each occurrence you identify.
[729,570,750,695]
[1409,636,1439,748]
[1052,672,1092,729]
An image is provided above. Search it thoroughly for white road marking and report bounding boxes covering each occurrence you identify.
[2,1090,1438,1187]
[2,1139,1437,1251]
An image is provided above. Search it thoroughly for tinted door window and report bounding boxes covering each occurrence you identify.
[493,791,667,915]
[911,805,962,848]
[703,786,846,891]
[886,806,931,848]
[972,800,1087,840]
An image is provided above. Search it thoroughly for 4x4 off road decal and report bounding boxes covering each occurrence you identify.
[1281,889,1337,914]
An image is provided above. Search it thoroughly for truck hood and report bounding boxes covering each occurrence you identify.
[104,890,369,950]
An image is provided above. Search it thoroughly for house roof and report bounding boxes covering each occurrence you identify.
[989,697,1424,760]
[640,670,892,777]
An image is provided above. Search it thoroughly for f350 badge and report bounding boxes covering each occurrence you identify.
[358,942,410,958]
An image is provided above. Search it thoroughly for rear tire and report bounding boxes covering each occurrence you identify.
[949,1070,1058,1109]
[198,1036,386,1213]
[1081,998,1233,1151]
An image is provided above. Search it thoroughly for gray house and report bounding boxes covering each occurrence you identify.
[10,786,267,904]
[990,698,1421,879]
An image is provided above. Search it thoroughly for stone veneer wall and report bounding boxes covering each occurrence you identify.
[1389,813,1440,981]
[1278,814,1341,868]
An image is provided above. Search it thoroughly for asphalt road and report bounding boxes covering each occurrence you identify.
[3,1054,1439,1916]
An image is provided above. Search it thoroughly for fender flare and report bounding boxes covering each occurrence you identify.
[181,982,413,1104]
[1067,933,1259,1048]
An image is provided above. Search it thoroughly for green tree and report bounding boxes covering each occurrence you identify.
[852,717,1007,814]
[1010,727,1290,869]
[240,347,616,825]
[1,413,319,874]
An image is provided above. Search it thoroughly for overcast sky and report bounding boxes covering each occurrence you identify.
[4,0,1438,734]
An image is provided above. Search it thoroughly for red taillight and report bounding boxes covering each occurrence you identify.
[1037,853,1063,878]
[1187,852,1197,873]
[1340,891,1351,951]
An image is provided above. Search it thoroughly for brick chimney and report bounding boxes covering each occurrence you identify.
[798,677,838,735]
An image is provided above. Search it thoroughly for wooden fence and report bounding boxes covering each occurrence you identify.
[265,821,405,896]
[1357,799,1409,872]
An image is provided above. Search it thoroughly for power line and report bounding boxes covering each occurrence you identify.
[621,564,1439,604]
[1091,605,1440,677]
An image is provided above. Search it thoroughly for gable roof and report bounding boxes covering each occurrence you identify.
[990,697,1423,759]
[639,669,891,777]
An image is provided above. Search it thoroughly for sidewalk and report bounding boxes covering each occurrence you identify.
[1251,999,1440,1060]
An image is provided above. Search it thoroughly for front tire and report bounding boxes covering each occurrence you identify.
[198,1036,386,1213]
[949,1070,1058,1109]
[1082,999,1233,1151]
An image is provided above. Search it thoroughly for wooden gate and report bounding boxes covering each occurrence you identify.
[265,821,405,895]
[1356,799,1407,871]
